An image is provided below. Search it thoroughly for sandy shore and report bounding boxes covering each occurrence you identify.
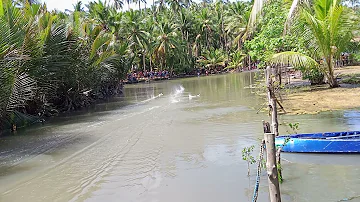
[281,66,360,114]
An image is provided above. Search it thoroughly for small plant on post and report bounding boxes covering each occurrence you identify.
[287,122,299,134]
[242,145,256,176]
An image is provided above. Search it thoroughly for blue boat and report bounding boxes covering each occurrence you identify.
[275,131,360,153]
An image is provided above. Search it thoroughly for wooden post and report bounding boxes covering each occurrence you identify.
[264,133,282,202]
[262,120,271,133]
[266,66,279,136]
[265,66,282,201]
[270,97,279,136]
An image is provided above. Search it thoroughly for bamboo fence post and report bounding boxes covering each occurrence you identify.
[266,66,279,136]
[266,67,283,180]
[265,66,282,202]
[264,133,282,202]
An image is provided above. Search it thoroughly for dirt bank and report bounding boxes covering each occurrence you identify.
[281,66,360,114]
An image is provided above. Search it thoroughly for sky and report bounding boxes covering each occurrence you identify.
[41,0,154,11]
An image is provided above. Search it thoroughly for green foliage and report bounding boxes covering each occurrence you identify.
[287,122,299,134]
[299,66,325,85]
[242,145,256,163]
[341,75,360,84]
[352,52,360,62]
[271,0,356,87]
[244,0,306,68]
[242,145,256,176]
[197,48,227,69]
[0,1,130,130]
[226,51,246,70]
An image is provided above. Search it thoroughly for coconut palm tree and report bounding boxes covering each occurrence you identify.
[197,48,227,70]
[271,0,354,88]
[174,9,194,56]
[227,51,246,70]
[0,2,38,122]
[87,0,112,30]
[113,0,124,9]
[165,0,183,12]
[197,8,214,50]
[123,10,149,71]
[153,21,181,71]
[73,1,84,11]
[225,1,250,50]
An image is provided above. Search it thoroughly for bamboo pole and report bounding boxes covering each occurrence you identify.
[266,66,279,136]
[264,133,282,202]
[266,67,282,181]
[265,66,282,202]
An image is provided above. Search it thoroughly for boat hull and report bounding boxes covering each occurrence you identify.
[275,131,360,153]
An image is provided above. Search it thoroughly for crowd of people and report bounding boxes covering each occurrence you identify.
[126,70,171,83]
[125,64,261,83]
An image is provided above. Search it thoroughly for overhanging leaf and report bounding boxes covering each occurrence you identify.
[270,51,319,69]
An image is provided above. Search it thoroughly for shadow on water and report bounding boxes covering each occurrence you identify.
[1,84,165,136]
[0,84,164,170]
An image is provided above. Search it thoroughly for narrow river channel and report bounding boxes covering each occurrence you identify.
[1,73,360,202]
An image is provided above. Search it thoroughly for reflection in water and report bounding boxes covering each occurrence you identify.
[344,110,360,131]
[0,73,359,202]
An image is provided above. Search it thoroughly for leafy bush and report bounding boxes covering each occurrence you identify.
[298,66,325,85]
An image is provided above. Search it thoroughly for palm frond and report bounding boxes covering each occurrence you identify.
[270,51,319,69]
[6,72,37,112]
[244,0,267,38]
[283,0,301,35]
[0,0,4,17]
[90,31,111,59]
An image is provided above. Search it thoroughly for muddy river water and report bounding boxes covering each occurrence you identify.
[1,72,360,202]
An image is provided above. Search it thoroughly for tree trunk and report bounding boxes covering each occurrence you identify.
[205,31,209,50]
[150,56,153,72]
[143,51,146,72]
[186,31,191,57]
[164,56,166,71]
[221,15,225,51]
[327,58,339,88]
[237,38,242,51]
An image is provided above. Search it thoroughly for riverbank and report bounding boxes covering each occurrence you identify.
[123,68,254,84]
[281,66,360,114]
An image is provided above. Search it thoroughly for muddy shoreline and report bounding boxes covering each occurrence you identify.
[280,66,360,115]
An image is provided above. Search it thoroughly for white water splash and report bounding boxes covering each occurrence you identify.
[140,93,164,104]
[174,86,185,95]
[188,94,200,100]
[170,85,185,103]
